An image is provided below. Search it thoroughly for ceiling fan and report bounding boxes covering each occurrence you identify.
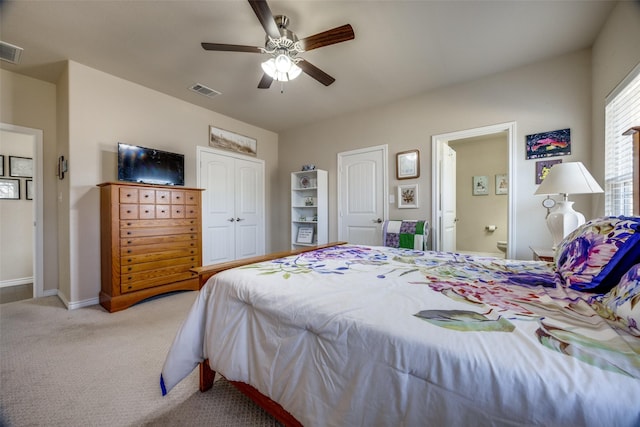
[201,0,355,89]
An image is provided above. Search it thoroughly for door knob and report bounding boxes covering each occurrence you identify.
[236,218,244,222]
[228,218,236,222]
[373,218,382,223]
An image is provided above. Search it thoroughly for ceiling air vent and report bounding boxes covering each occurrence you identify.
[189,83,221,99]
[0,41,24,64]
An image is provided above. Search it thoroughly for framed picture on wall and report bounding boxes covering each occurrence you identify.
[0,155,4,176]
[0,178,20,200]
[209,125,257,156]
[525,128,571,159]
[535,159,562,184]
[472,175,489,196]
[398,184,419,208]
[9,156,33,178]
[396,149,420,179]
[26,179,34,200]
[495,174,508,195]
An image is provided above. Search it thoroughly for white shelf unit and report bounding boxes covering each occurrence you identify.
[291,169,328,249]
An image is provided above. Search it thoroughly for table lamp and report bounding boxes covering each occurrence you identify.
[534,161,604,248]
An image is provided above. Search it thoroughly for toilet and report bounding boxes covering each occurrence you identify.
[497,241,507,254]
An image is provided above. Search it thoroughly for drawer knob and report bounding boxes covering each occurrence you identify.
[127,240,132,244]
[127,249,131,253]
[128,267,132,271]
[144,194,149,198]
[127,222,132,226]
[127,231,131,235]
[126,210,131,214]
[145,210,149,213]
[128,276,132,280]
[176,210,181,214]
[161,210,166,213]
[128,259,132,263]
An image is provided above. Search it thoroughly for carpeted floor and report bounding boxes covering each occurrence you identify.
[0,292,281,427]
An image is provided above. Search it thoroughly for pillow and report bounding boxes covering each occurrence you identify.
[555,216,640,293]
[598,263,640,336]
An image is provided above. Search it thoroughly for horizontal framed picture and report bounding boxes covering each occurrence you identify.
[472,175,489,196]
[9,156,33,178]
[0,178,20,200]
[209,125,257,157]
[396,149,420,180]
[525,128,571,159]
[296,226,314,244]
[398,183,419,209]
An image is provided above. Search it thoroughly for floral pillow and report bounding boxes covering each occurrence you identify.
[596,264,640,336]
[555,216,640,293]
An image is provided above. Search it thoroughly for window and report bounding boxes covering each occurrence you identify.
[605,64,640,216]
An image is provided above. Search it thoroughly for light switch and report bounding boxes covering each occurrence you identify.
[389,194,395,204]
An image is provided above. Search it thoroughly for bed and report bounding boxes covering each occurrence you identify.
[161,216,640,426]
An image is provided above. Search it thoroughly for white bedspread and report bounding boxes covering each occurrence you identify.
[161,245,640,426]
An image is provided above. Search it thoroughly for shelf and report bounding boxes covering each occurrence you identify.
[291,169,327,250]
[292,187,318,191]
[293,221,318,224]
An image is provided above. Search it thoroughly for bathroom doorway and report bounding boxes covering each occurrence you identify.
[432,122,516,259]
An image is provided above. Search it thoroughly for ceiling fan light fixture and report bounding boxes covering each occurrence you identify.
[261,57,302,82]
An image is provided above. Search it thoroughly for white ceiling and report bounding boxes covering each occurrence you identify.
[0,0,617,133]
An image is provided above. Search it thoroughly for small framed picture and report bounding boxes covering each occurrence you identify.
[535,159,562,184]
[396,149,420,179]
[0,178,20,200]
[297,226,315,244]
[398,184,419,209]
[495,174,508,195]
[472,176,489,196]
[0,155,4,176]
[9,156,33,178]
[26,179,34,200]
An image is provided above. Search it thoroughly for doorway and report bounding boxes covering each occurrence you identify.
[432,122,516,259]
[0,123,44,299]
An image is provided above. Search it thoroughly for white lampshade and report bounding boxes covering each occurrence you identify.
[534,162,604,248]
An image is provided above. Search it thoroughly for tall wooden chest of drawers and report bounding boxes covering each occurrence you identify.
[98,182,203,312]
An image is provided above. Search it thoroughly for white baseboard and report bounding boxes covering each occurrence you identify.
[0,277,33,288]
[56,291,100,310]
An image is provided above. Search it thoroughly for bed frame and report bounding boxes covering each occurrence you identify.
[191,242,347,426]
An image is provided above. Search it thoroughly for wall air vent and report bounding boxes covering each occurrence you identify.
[189,83,221,99]
[0,41,24,64]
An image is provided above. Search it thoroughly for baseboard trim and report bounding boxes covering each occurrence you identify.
[0,277,33,288]
[57,292,100,310]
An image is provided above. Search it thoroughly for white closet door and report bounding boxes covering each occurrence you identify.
[234,158,265,259]
[199,148,265,265]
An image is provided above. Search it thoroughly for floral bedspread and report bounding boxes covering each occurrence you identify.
[162,244,640,426]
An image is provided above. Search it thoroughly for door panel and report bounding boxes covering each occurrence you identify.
[442,145,457,252]
[338,146,387,245]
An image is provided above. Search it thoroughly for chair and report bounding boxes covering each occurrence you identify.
[382,220,429,251]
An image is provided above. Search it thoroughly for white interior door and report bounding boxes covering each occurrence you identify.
[338,145,388,245]
[199,148,265,264]
[200,151,236,264]
[441,145,457,252]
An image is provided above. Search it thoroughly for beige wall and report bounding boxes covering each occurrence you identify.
[0,131,34,283]
[279,49,594,259]
[0,69,58,292]
[450,134,508,254]
[591,1,640,216]
[62,61,278,305]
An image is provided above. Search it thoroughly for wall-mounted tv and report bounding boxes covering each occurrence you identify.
[117,143,185,186]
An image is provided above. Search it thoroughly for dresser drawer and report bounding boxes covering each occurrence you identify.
[120,225,199,238]
[185,191,200,205]
[121,240,198,256]
[120,204,139,219]
[139,189,155,204]
[120,218,198,228]
[121,271,197,294]
[121,261,197,285]
[120,233,198,247]
[171,190,186,204]
[120,255,199,274]
[121,247,199,265]
[156,190,171,204]
[119,187,139,203]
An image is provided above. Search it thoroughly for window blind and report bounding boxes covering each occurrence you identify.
[605,64,640,216]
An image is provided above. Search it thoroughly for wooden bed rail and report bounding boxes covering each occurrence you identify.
[190,241,347,288]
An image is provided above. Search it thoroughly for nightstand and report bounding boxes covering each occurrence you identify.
[530,246,555,262]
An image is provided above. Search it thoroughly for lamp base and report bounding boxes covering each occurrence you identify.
[546,201,585,249]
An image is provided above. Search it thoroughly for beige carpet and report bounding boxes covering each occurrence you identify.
[0,292,281,427]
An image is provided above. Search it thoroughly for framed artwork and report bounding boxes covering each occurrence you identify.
[0,155,4,176]
[396,149,420,179]
[9,156,33,178]
[535,159,562,184]
[26,179,34,200]
[209,125,257,156]
[495,174,508,195]
[0,178,20,199]
[398,183,419,208]
[525,128,571,159]
[472,175,489,196]
[296,226,315,244]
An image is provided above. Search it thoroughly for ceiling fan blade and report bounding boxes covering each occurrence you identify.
[297,60,336,86]
[299,24,355,51]
[248,0,281,40]
[201,43,262,53]
[258,73,273,89]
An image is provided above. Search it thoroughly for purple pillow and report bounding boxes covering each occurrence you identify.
[555,216,640,293]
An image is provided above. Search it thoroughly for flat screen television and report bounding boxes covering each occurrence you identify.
[117,143,185,186]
